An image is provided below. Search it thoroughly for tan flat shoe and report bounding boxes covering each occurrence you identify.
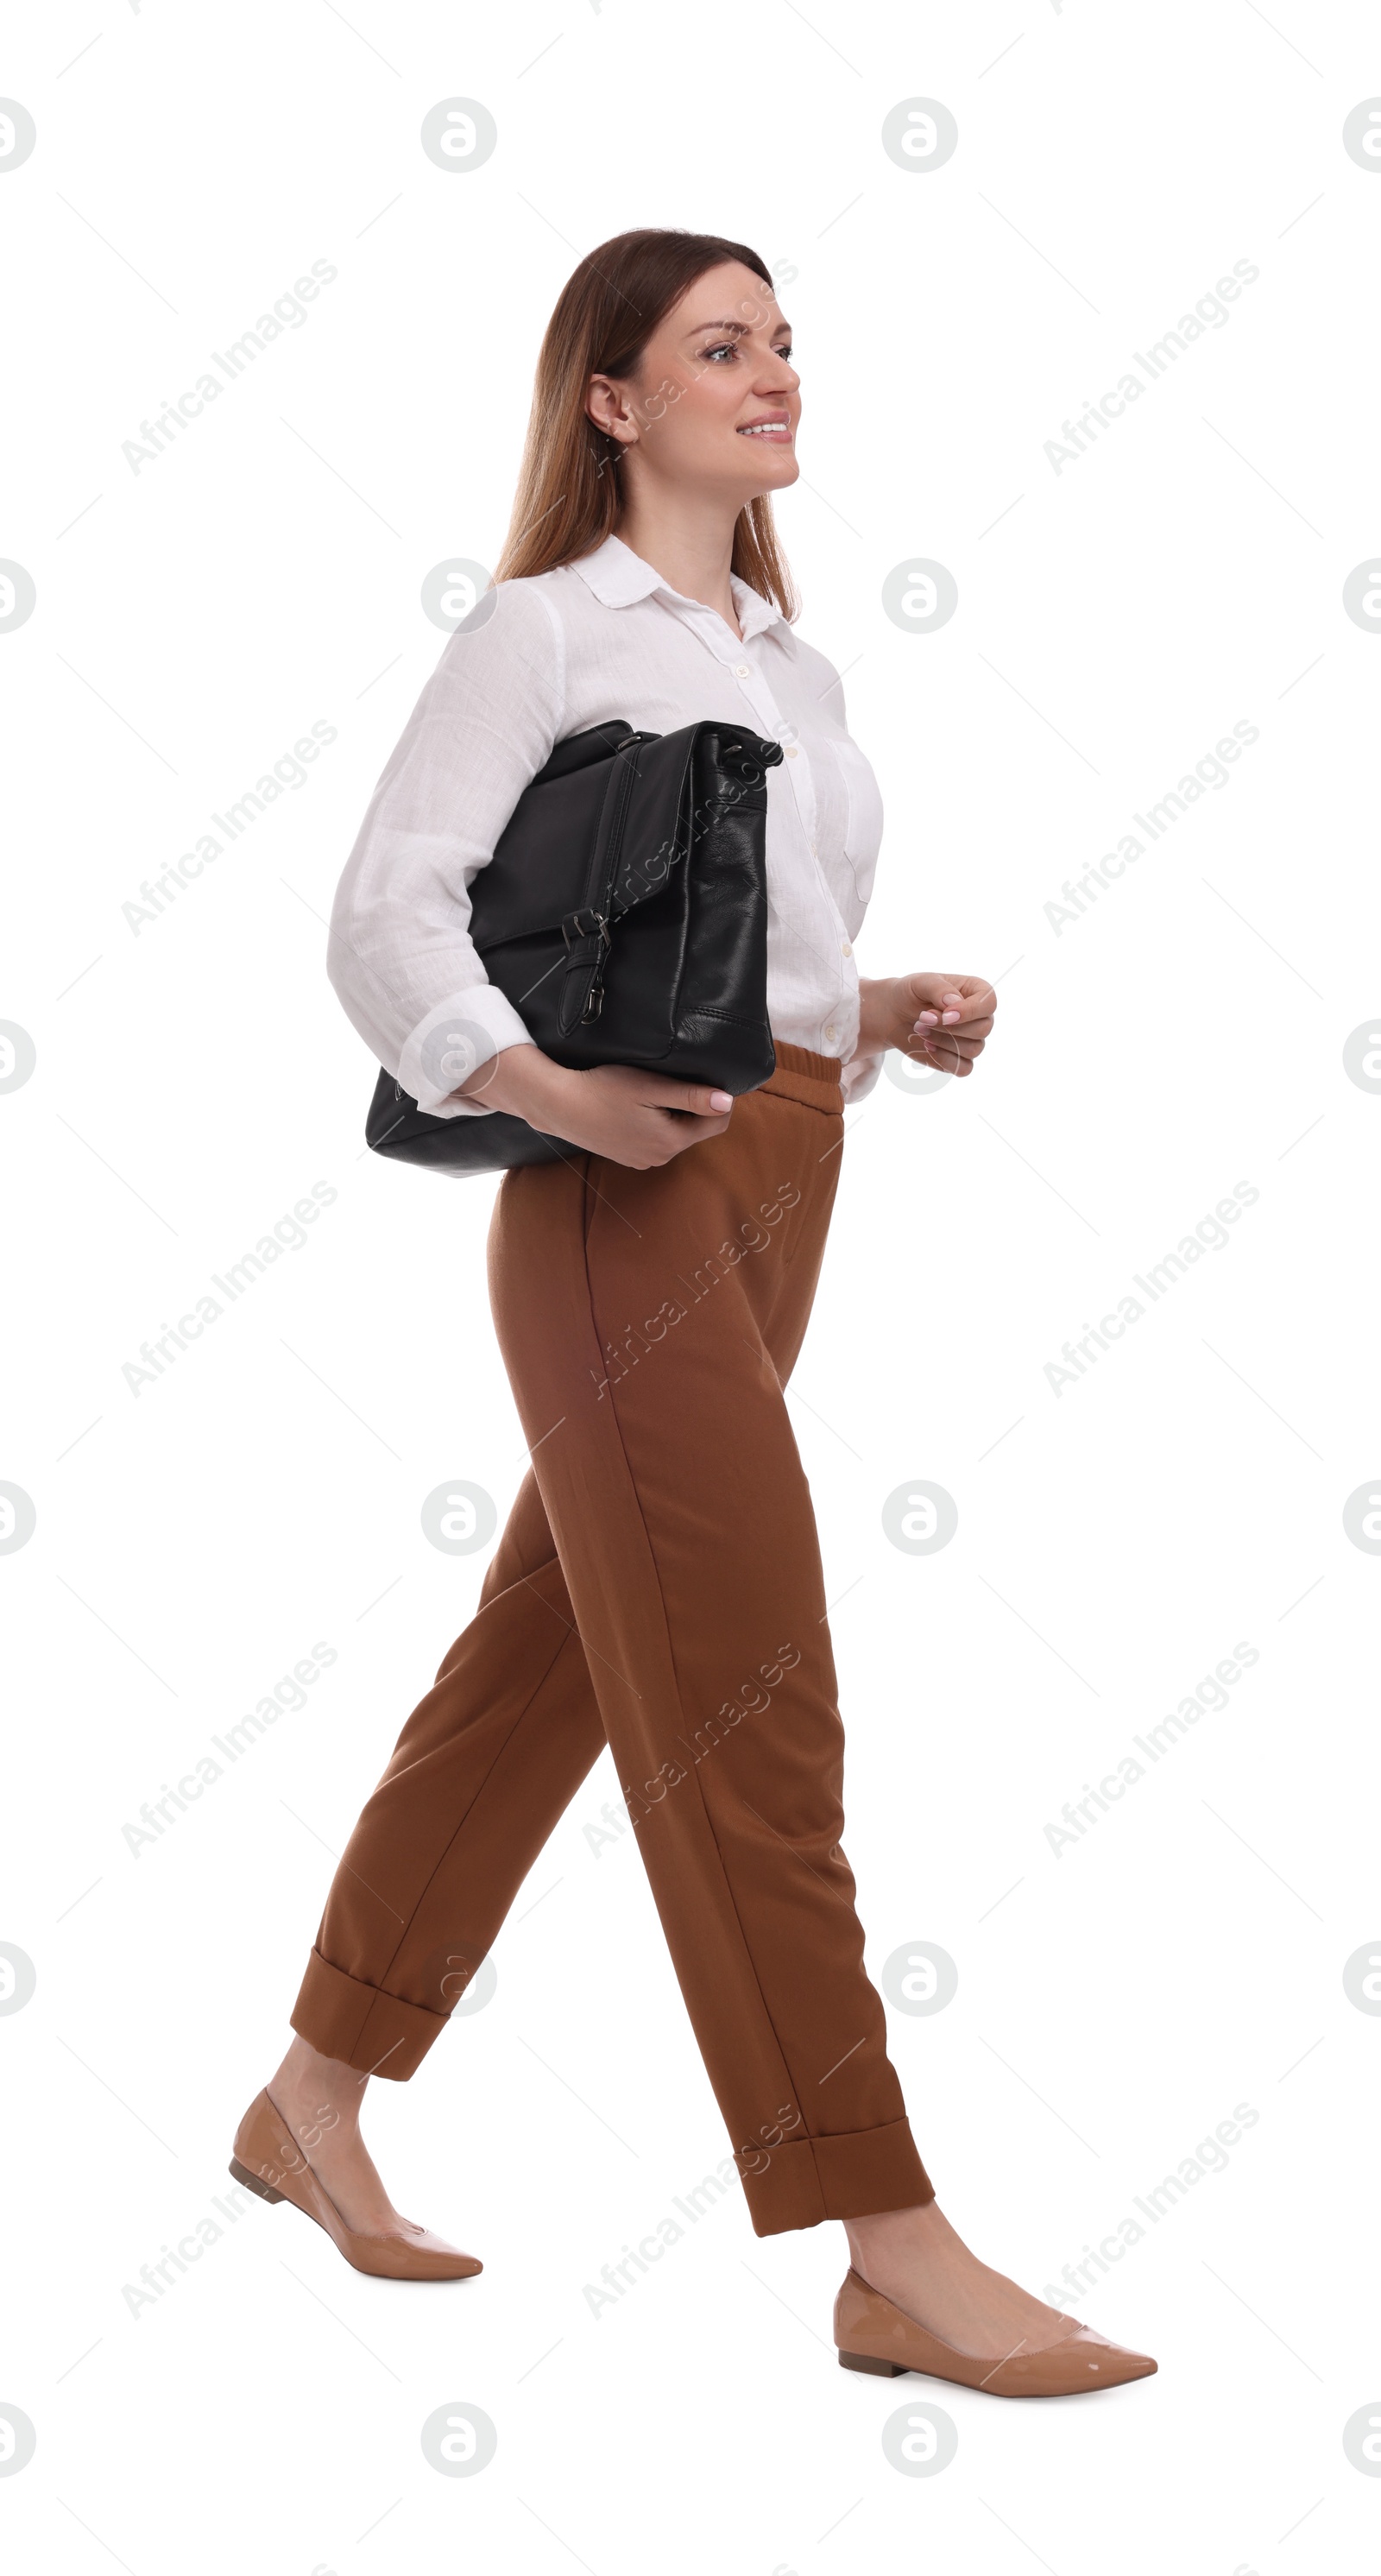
[835,2268,1156,2397]
[230,2088,482,2282]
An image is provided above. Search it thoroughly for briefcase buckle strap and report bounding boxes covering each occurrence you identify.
[561,906,611,953]
[559,906,613,1026]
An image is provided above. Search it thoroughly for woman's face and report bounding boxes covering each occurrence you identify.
[587,259,801,505]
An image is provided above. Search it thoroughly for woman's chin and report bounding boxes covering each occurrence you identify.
[741,451,801,497]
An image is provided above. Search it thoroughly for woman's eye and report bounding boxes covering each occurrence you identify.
[699,339,793,363]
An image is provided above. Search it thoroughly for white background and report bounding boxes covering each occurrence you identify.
[3,1,1378,2569]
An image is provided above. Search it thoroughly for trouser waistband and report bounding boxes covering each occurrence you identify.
[760,1041,847,1114]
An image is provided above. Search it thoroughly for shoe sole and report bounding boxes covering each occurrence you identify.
[230,2155,287,2204]
[837,2346,1155,2395]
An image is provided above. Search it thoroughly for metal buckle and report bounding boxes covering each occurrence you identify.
[561,906,610,952]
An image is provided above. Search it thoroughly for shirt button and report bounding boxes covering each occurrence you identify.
[735,663,750,678]
[842,941,852,957]
[785,744,798,758]
[824,1025,837,1042]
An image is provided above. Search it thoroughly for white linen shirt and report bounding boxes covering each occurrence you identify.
[327,532,889,1120]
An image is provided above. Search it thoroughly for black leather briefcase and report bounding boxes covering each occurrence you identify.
[364,718,781,1175]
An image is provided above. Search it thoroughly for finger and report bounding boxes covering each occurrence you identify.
[916,1045,977,1076]
[655,1110,735,1155]
[907,1029,986,1060]
[916,1015,993,1042]
[908,1048,981,1079]
[905,972,962,1019]
[636,1074,736,1114]
[913,1006,992,1033]
[913,978,996,1030]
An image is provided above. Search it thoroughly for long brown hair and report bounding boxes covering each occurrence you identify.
[492,228,799,620]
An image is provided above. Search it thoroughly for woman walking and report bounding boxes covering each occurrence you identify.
[232,229,1155,2397]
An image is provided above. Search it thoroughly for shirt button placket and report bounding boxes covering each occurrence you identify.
[774,725,817,851]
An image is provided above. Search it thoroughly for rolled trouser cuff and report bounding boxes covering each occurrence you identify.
[740,2118,935,2237]
[290,1948,446,2081]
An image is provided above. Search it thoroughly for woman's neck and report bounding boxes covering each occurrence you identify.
[613,495,743,641]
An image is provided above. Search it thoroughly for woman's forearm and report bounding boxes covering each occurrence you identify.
[455,1042,577,1124]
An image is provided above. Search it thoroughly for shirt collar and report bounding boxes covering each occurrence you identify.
[570,532,786,646]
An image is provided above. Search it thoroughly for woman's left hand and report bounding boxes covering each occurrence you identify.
[856,973,997,1078]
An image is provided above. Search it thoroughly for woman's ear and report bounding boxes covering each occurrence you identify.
[586,373,638,449]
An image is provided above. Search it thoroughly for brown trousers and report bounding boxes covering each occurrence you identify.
[292,1044,933,2235]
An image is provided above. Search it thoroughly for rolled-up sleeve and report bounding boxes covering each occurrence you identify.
[327,578,566,1117]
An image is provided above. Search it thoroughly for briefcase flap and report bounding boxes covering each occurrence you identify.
[470,722,781,954]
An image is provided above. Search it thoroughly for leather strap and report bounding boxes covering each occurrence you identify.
[558,736,644,1032]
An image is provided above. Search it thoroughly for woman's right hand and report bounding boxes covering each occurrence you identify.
[453,1045,735,1168]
